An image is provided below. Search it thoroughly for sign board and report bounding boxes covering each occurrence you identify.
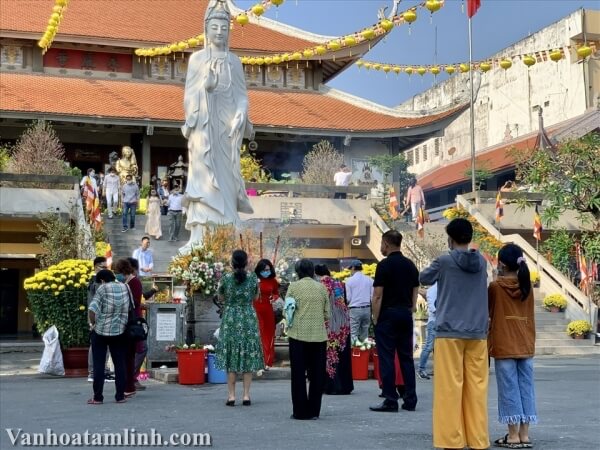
[155,313,177,341]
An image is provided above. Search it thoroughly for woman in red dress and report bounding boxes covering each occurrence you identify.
[254,259,279,369]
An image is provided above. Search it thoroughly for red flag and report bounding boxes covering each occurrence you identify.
[576,243,591,294]
[495,191,503,222]
[467,0,481,18]
[389,187,399,220]
[533,205,542,241]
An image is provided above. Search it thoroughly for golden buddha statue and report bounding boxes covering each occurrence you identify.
[115,146,138,184]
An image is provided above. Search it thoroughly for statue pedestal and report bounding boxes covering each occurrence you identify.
[186,293,221,345]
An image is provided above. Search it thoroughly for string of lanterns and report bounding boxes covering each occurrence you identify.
[134,0,446,62]
[37,0,69,53]
[355,43,597,77]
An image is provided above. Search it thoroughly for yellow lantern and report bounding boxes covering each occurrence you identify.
[292,52,302,60]
[445,65,456,75]
[282,53,290,61]
[134,49,142,56]
[248,57,256,65]
[315,45,326,56]
[48,17,58,26]
[405,67,414,75]
[417,67,427,76]
[500,59,512,70]
[240,56,248,64]
[55,0,68,6]
[479,62,491,72]
[46,25,56,34]
[327,41,341,51]
[273,55,282,64]
[577,45,592,59]
[303,49,313,58]
[264,56,273,65]
[256,57,265,65]
[430,66,440,75]
[356,60,364,67]
[197,35,205,43]
[38,39,48,48]
[343,36,357,47]
[403,10,417,24]
[522,55,536,68]
[169,44,179,53]
[251,4,265,16]
[52,5,62,13]
[393,66,402,74]
[51,12,60,21]
[382,65,391,74]
[271,0,284,6]
[361,28,376,41]
[425,0,442,14]
[459,63,470,73]
[380,19,394,32]
[363,62,372,70]
[373,64,382,71]
[177,42,188,51]
[188,37,199,47]
[549,49,562,62]
[236,14,249,26]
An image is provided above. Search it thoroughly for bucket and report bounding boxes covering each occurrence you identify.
[351,349,369,380]
[373,351,404,388]
[176,349,206,385]
[372,349,380,381]
[207,353,227,384]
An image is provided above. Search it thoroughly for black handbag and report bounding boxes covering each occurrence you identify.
[125,285,148,341]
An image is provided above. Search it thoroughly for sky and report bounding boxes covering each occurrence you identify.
[235,0,599,107]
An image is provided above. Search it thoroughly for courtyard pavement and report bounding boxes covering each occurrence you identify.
[0,351,598,449]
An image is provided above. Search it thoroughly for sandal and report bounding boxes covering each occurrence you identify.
[494,435,523,449]
[87,398,103,405]
[521,441,532,449]
[124,391,136,398]
[225,400,235,406]
[116,398,127,404]
[242,399,251,406]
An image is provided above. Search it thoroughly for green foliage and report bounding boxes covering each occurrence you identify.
[240,145,270,182]
[140,184,152,199]
[0,144,11,171]
[67,165,82,179]
[541,228,575,277]
[515,132,600,227]
[368,153,410,187]
[37,213,83,269]
[581,232,600,264]
[464,167,493,190]
[302,140,343,185]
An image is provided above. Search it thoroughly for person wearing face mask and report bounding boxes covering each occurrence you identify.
[114,258,143,398]
[420,218,490,450]
[254,259,279,370]
[121,174,140,232]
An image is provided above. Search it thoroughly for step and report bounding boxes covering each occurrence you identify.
[535,338,594,347]
[535,345,600,356]
[536,331,573,339]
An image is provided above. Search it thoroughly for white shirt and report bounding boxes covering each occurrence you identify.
[334,170,352,187]
[104,173,120,193]
[80,175,97,191]
[167,193,183,211]
[345,271,373,308]
[132,247,154,277]
[426,282,437,324]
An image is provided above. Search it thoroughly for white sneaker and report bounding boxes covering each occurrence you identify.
[87,376,93,382]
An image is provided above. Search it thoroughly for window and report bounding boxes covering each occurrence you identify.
[544,100,550,107]
[434,138,440,157]
[422,144,428,161]
[405,149,414,165]
[414,146,420,164]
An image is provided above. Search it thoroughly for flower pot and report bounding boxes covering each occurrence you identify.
[176,349,206,385]
[351,349,369,380]
[62,347,89,377]
[571,333,588,340]
[207,353,227,384]
[546,306,562,313]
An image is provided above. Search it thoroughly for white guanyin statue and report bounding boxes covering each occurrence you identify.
[180,0,254,253]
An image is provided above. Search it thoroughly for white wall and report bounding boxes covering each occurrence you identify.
[398,9,594,176]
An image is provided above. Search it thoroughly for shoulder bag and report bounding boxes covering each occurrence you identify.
[124,283,148,341]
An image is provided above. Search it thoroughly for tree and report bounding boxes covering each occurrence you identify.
[37,213,83,269]
[0,144,10,171]
[464,167,493,190]
[240,145,269,182]
[369,153,411,204]
[301,140,343,185]
[6,120,68,176]
[515,132,600,228]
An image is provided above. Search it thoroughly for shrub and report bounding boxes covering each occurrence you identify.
[301,140,343,186]
[566,320,592,336]
[542,293,567,310]
[530,270,540,284]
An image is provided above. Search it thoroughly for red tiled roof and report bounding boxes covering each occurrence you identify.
[0,72,465,132]
[418,135,539,191]
[0,0,318,51]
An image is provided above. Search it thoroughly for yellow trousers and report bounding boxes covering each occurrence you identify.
[433,338,490,450]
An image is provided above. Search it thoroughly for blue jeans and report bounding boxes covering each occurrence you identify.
[494,358,538,425]
[122,202,137,229]
[418,321,436,371]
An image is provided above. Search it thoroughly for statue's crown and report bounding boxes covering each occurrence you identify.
[205,0,230,23]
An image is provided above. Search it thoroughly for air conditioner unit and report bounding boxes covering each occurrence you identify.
[351,238,362,246]
[354,219,366,236]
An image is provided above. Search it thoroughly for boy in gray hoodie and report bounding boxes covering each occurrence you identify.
[420,218,489,450]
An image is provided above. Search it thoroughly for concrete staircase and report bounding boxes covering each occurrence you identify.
[103,214,190,273]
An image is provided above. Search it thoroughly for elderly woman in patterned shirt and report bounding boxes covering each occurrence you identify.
[285,259,330,420]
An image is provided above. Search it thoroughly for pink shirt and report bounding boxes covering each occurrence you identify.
[406,185,425,204]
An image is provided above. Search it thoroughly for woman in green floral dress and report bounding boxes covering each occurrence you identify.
[215,250,264,406]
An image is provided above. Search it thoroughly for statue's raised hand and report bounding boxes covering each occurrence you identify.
[206,60,219,92]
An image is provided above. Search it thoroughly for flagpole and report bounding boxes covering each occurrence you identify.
[468,17,476,196]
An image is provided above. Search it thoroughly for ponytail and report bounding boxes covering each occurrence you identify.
[516,257,531,301]
[231,249,248,284]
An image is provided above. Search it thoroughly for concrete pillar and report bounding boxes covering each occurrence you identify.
[31,47,44,73]
[142,134,151,185]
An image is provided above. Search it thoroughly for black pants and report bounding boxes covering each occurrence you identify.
[289,338,326,419]
[334,192,347,199]
[91,331,127,402]
[374,306,417,408]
